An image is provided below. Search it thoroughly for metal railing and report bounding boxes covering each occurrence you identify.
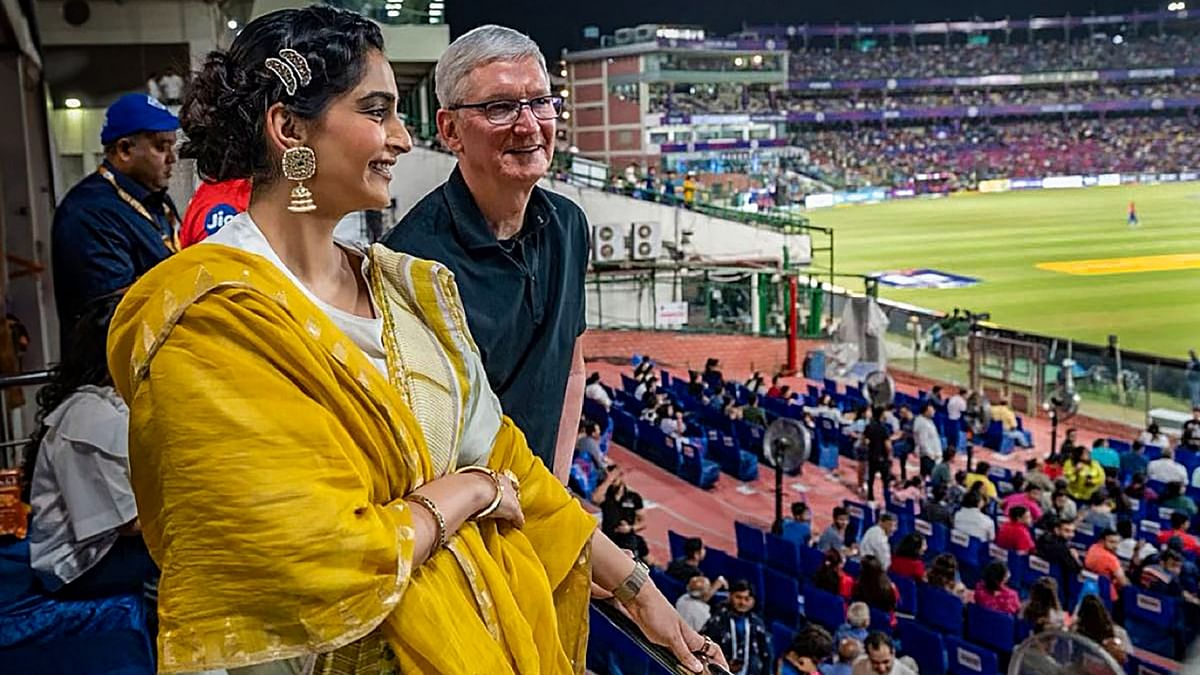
[0,370,50,469]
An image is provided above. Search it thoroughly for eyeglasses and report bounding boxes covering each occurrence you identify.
[448,95,563,125]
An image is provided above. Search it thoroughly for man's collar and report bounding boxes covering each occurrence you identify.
[445,165,555,250]
[102,159,162,207]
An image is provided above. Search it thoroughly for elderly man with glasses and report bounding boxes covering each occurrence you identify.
[384,25,587,483]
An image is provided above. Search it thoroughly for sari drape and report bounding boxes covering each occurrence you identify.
[106,245,595,673]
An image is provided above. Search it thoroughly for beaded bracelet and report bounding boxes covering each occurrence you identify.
[407,494,447,549]
[455,465,504,520]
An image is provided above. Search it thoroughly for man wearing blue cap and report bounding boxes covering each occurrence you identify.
[51,93,180,345]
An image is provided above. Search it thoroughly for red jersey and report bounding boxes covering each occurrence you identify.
[180,179,252,248]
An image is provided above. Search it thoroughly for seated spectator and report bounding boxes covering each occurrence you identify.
[1055,428,1080,463]
[1148,447,1189,485]
[974,561,1021,615]
[1121,440,1151,478]
[574,419,606,474]
[953,491,996,542]
[782,501,813,546]
[702,579,772,675]
[859,513,897,570]
[1139,549,1198,602]
[658,403,688,439]
[1138,423,1170,450]
[1023,577,1066,633]
[742,393,768,427]
[1117,519,1157,563]
[1104,477,1133,516]
[666,536,707,583]
[675,575,716,632]
[818,507,856,555]
[27,294,157,600]
[820,638,862,675]
[784,624,835,675]
[766,375,783,399]
[1158,481,1198,517]
[930,447,955,489]
[851,556,899,625]
[996,506,1036,553]
[1157,511,1200,554]
[964,461,998,503]
[584,372,612,410]
[947,470,969,507]
[834,601,871,646]
[890,477,923,511]
[1074,594,1130,665]
[1002,482,1044,522]
[596,467,645,534]
[1036,516,1083,580]
[850,632,918,675]
[927,553,968,600]
[1043,452,1066,481]
[814,548,856,599]
[890,532,927,582]
[1083,528,1129,601]
[608,518,651,566]
[1024,458,1055,505]
[922,483,954,526]
[1038,490,1078,529]
[1064,445,1105,502]
[1124,472,1158,504]
[1080,492,1117,532]
[991,399,1032,447]
[1089,438,1121,471]
[703,357,724,386]
[687,370,706,398]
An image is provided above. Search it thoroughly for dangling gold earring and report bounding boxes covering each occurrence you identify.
[282,146,317,213]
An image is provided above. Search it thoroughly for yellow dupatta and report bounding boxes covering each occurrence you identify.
[106,244,596,674]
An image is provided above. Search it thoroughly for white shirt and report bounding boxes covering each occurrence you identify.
[675,593,711,632]
[852,655,918,675]
[207,213,500,468]
[953,508,996,542]
[1139,431,1171,448]
[859,524,892,570]
[1118,537,1157,562]
[1148,457,1188,485]
[29,386,136,589]
[660,417,685,438]
[585,382,612,409]
[947,395,966,421]
[913,415,943,459]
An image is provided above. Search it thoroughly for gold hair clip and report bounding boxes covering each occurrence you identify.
[278,48,312,86]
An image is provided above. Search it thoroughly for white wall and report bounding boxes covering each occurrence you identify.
[38,0,222,61]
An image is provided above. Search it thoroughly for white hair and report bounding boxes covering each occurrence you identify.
[435,25,548,108]
[847,601,870,628]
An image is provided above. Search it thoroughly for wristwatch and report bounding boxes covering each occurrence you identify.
[612,561,650,605]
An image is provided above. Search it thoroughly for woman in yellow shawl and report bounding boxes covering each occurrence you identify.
[105,7,726,675]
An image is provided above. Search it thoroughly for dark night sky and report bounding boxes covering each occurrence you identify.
[448,1,1159,58]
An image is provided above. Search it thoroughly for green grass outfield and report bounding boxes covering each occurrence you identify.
[807,182,1200,358]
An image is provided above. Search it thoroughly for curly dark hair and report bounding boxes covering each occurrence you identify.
[180,5,384,184]
[22,294,123,501]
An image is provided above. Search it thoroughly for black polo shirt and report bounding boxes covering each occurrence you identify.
[383,166,589,469]
[51,160,178,346]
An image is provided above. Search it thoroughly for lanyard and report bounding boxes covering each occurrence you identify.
[728,616,750,670]
[97,165,180,253]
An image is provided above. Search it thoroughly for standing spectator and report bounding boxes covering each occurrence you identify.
[1057,428,1080,462]
[850,632,917,675]
[946,387,967,423]
[851,557,900,624]
[1121,440,1151,479]
[1148,447,1189,485]
[584,372,612,410]
[1182,407,1200,451]
[1064,445,1106,502]
[996,506,1036,553]
[974,561,1021,615]
[781,624,835,675]
[1036,516,1083,582]
[179,178,251,247]
[863,407,893,503]
[859,513,897,570]
[384,25,590,482]
[889,533,927,582]
[1083,528,1129,601]
[913,401,942,478]
[703,579,772,675]
[51,93,180,347]
[682,171,698,208]
[819,506,856,555]
[782,501,813,546]
[953,491,996,542]
[814,548,856,599]
[676,576,715,632]
[1187,350,1200,409]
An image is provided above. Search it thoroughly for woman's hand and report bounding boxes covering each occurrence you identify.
[624,584,728,673]
[477,470,525,529]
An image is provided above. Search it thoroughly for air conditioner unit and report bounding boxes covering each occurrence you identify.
[591,223,628,263]
[630,222,662,260]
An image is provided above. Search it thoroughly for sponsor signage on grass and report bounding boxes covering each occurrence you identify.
[872,268,981,290]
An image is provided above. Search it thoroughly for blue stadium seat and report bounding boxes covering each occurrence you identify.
[725,557,765,598]
[982,420,1015,454]
[735,522,767,564]
[707,429,759,482]
[667,530,688,562]
[1021,555,1062,592]
[765,534,802,577]
[966,603,1016,655]
[699,547,733,583]
[898,618,946,675]
[918,585,964,636]
[843,500,875,543]
[814,417,841,462]
[800,545,825,579]
[1122,586,1178,658]
[763,567,802,628]
[888,573,918,616]
[770,621,795,660]
[803,584,846,631]
[1124,654,1176,675]
[678,441,720,489]
[948,529,988,584]
[945,636,999,675]
[869,606,893,633]
[649,567,685,607]
[916,518,949,556]
[611,409,639,449]
[735,420,766,457]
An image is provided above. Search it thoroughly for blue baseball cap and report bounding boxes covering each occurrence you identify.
[100,93,180,146]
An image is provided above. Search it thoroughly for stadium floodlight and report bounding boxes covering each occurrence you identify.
[227,19,238,29]
[1168,1,1186,10]
[752,54,764,65]
[387,9,400,16]
[733,56,745,67]
[64,97,82,109]
[1112,34,1124,44]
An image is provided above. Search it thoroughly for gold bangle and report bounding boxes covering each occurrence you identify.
[456,465,503,520]
[407,494,447,549]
